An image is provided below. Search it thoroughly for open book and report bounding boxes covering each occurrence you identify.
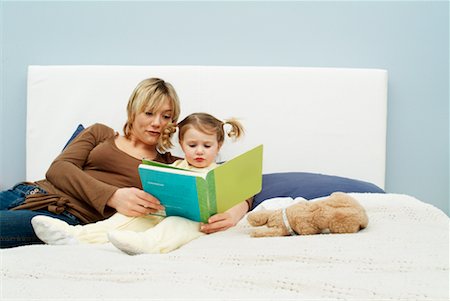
[138,145,263,222]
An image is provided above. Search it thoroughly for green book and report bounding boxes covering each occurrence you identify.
[138,145,263,222]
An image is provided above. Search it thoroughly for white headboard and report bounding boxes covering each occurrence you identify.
[27,66,387,188]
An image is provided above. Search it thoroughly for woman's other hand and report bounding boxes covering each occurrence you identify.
[200,200,249,234]
[107,187,164,217]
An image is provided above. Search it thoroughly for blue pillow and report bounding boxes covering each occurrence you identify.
[252,172,384,210]
[62,124,85,150]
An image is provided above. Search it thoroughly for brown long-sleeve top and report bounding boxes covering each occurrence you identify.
[13,123,179,224]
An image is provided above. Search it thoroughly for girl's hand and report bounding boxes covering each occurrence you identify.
[200,200,249,234]
[107,187,164,217]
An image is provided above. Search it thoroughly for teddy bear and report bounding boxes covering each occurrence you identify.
[247,192,368,237]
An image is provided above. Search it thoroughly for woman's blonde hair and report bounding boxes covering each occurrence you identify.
[161,112,244,147]
[123,78,180,151]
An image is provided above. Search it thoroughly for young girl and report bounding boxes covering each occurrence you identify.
[31,112,246,254]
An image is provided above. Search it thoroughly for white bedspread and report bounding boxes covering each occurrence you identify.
[2,193,449,300]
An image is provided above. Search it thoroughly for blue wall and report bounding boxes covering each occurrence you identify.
[1,1,449,214]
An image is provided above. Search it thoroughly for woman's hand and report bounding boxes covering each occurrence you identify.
[200,200,250,234]
[107,187,164,217]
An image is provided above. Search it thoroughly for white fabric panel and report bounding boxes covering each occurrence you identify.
[26,65,387,187]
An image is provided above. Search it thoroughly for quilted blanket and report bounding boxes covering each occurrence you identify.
[1,193,449,300]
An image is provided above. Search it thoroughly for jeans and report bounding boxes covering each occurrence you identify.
[0,183,80,248]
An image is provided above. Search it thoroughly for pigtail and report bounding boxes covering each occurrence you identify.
[224,118,244,140]
[158,122,177,152]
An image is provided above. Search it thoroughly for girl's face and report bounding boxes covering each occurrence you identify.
[131,98,173,146]
[180,127,221,169]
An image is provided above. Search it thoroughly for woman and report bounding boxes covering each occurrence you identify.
[0,78,250,248]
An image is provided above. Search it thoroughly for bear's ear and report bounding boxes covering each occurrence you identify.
[247,211,270,227]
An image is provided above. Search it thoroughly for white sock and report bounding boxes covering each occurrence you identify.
[108,216,205,255]
[108,230,148,255]
[31,215,80,245]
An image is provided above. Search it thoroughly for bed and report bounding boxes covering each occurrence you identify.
[2,66,448,300]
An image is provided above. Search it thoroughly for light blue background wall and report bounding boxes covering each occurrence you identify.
[1,1,449,215]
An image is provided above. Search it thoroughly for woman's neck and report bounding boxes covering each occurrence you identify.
[116,135,158,160]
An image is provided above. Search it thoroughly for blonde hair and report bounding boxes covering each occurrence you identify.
[123,78,180,151]
[161,112,244,147]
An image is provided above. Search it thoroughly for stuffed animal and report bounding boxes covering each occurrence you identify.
[247,192,368,237]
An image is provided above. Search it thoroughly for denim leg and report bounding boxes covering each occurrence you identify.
[0,186,24,210]
[0,183,48,210]
[0,209,80,248]
[0,183,81,248]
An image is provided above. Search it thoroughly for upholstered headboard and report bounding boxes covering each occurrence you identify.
[26,66,387,188]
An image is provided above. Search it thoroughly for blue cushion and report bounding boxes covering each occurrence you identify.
[252,172,384,210]
[62,124,85,150]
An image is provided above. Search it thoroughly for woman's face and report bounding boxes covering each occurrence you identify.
[131,98,173,146]
[180,127,221,169]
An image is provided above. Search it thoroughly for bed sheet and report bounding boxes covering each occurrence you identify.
[2,193,449,300]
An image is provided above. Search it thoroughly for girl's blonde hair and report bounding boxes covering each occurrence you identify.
[161,112,244,147]
[123,78,180,151]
